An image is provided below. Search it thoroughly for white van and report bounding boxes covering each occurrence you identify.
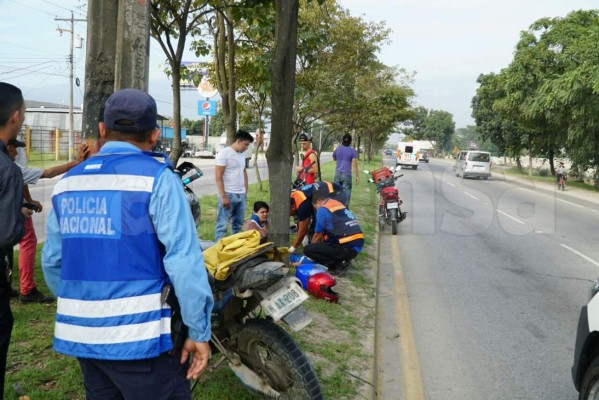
[455,150,491,179]
[396,142,421,170]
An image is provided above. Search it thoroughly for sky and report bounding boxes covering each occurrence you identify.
[1,0,597,129]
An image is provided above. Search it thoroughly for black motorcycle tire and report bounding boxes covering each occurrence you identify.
[233,319,323,399]
[391,209,398,235]
[379,205,386,231]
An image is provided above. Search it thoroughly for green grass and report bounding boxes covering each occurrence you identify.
[5,155,382,399]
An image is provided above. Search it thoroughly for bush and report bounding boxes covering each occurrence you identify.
[537,168,549,177]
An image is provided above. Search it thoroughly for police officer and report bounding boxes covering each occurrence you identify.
[302,182,364,275]
[289,181,346,253]
[42,89,213,399]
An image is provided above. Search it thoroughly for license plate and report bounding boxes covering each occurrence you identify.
[261,282,309,321]
[387,202,399,209]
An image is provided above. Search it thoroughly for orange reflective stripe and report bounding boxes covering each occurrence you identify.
[339,233,364,244]
[328,204,345,212]
[323,199,345,213]
[326,182,333,192]
[291,190,307,208]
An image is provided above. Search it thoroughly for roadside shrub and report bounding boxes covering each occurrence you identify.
[537,168,549,177]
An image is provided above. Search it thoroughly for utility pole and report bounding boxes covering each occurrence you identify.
[56,12,86,162]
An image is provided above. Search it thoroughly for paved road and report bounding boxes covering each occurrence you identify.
[376,157,599,399]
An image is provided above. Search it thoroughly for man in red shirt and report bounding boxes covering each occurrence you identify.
[295,133,318,184]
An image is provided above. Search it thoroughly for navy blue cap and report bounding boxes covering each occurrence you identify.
[311,182,330,203]
[104,88,157,133]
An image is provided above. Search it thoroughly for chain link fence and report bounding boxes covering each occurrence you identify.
[21,125,83,162]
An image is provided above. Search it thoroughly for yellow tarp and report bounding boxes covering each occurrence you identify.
[204,230,292,280]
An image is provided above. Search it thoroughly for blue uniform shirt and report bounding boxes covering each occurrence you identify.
[42,141,213,343]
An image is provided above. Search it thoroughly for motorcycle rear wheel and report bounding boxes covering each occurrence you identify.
[233,319,323,399]
[391,209,398,235]
[379,205,386,231]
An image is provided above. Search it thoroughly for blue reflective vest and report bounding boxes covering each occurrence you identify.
[51,149,173,360]
[320,199,364,248]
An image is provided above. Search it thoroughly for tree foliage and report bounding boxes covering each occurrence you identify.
[150,0,212,165]
[472,10,599,174]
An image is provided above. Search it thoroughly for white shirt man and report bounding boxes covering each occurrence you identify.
[214,130,254,241]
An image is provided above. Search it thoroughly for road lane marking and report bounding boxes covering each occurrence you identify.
[560,244,599,268]
[496,209,525,225]
[391,238,425,400]
[446,182,456,188]
[463,191,479,200]
[556,197,584,208]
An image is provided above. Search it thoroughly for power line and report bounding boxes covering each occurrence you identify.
[40,0,87,18]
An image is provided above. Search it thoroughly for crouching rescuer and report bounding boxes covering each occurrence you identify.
[302,182,364,275]
[41,88,214,399]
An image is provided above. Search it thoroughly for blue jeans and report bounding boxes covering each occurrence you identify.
[334,172,353,208]
[215,192,246,242]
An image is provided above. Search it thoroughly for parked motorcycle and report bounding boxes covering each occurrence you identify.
[365,166,407,235]
[175,161,203,225]
[175,162,323,399]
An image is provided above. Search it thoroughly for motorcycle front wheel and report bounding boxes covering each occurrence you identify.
[233,319,323,399]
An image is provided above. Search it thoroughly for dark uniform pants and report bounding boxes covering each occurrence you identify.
[78,353,190,400]
[303,242,358,268]
[0,245,14,399]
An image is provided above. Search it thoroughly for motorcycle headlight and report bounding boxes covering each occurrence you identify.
[589,279,599,301]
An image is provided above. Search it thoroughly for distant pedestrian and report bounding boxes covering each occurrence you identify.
[556,161,567,191]
[0,81,27,398]
[215,130,254,242]
[332,133,359,207]
[295,133,319,185]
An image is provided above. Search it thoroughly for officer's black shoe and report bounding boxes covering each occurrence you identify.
[9,287,19,299]
[330,260,351,276]
[19,287,55,304]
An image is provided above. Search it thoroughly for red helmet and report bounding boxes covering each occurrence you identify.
[307,272,339,303]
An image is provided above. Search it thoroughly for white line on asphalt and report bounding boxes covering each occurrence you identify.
[463,191,479,200]
[446,182,456,188]
[560,244,599,268]
[556,197,584,208]
[496,209,525,225]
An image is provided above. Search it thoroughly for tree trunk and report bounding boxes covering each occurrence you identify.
[213,9,237,144]
[169,67,183,165]
[82,0,118,144]
[253,124,263,192]
[267,0,298,247]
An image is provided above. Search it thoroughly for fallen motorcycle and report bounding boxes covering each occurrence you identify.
[175,162,323,399]
[365,166,407,235]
